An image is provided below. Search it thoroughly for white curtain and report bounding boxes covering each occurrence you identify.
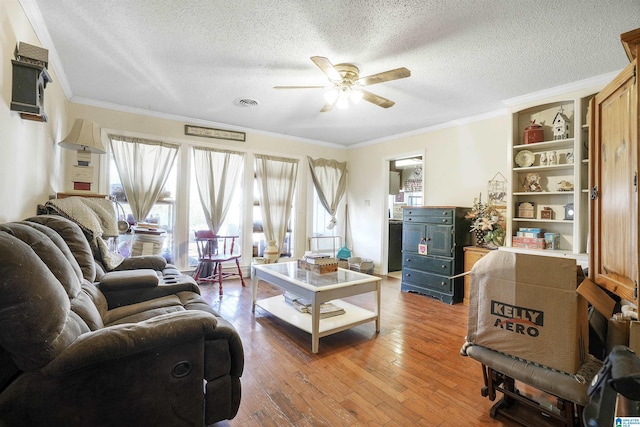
[307,156,347,230]
[192,146,244,234]
[108,135,178,223]
[255,154,298,254]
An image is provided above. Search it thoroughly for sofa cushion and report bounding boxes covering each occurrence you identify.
[102,292,220,326]
[26,215,97,282]
[0,232,88,371]
[104,295,185,325]
[15,221,85,282]
[0,222,108,330]
[0,223,84,299]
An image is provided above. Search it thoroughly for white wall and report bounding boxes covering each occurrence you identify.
[346,114,511,270]
[0,0,68,222]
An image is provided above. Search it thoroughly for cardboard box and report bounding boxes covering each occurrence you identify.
[512,236,546,249]
[467,250,588,374]
[576,278,616,319]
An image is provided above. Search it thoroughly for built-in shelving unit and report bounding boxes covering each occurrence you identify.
[505,91,597,263]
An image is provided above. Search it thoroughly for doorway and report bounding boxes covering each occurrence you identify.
[385,155,423,275]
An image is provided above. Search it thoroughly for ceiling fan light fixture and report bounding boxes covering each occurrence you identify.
[350,89,363,104]
[324,88,339,104]
[275,56,409,112]
[336,94,349,110]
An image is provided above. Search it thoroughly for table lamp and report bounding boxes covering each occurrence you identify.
[58,119,105,191]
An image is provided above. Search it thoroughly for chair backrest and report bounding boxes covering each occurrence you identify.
[194,231,239,259]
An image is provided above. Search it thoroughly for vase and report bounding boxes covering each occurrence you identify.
[473,229,486,247]
[263,240,279,264]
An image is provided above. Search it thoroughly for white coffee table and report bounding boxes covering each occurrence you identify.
[252,261,381,353]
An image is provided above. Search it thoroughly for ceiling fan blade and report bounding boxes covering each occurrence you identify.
[320,103,335,113]
[273,85,325,89]
[310,56,342,82]
[357,67,411,86]
[362,90,395,108]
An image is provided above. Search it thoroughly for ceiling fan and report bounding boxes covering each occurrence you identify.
[274,56,411,112]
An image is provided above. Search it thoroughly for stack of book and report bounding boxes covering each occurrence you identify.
[131,224,166,256]
[512,227,546,249]
[132,222,165,235]
[283,292,345,318]
[297,254,338,273]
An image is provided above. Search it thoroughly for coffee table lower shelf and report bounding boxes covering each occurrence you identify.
[255,295,377,339]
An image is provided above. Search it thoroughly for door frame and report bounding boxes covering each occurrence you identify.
[380,150,425,275]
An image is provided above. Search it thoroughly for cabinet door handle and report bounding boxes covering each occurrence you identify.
[441,265,447,269]
[442,219,447,223]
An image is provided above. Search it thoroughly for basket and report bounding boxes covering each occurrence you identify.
[348,257,374,274]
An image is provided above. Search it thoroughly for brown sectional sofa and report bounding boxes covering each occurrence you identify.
[0,216,243,426]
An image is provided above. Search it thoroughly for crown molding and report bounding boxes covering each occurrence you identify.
[19,0,73,100]
[70,96,348,150]
[502,71,619,107]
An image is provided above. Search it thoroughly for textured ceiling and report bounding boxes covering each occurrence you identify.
[25,0,640,146]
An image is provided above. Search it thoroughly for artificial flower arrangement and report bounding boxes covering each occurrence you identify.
[465,195,505,247]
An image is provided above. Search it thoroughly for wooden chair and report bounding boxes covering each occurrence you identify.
[193,230,245,295]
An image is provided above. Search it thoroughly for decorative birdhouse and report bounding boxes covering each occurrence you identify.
[552,110,570,140]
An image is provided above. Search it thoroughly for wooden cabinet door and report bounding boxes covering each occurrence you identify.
[401,222,453,258]
[402,222,424,254]
[425,224,453,258]
[589,60,639,304]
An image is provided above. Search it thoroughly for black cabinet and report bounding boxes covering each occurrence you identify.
[401,207,470,304]
[388,221,403,272]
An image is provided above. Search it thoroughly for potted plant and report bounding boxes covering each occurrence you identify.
[465,196,505,248]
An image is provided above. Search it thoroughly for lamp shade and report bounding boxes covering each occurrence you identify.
[58,119,105,153]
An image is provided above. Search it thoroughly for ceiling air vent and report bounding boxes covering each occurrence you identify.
[234,98,259,107]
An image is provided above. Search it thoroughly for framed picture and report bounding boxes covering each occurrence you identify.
[488,172,507,205]
[185,124,246,142]
[395,192,405,203]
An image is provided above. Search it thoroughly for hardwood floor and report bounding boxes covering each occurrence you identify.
[201,274,521,427]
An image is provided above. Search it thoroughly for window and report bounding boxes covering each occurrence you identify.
[109,155,177,262]
[312,187,334,237]
[252,174,294,257]
[106,135,305,270]
[187,165,243,267]
[253,153,299,259]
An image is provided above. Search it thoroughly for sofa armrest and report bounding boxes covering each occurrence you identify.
[42,311,217,375]
[204,316,245,379]
[114,255,167,271]
[99,269,159,291]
